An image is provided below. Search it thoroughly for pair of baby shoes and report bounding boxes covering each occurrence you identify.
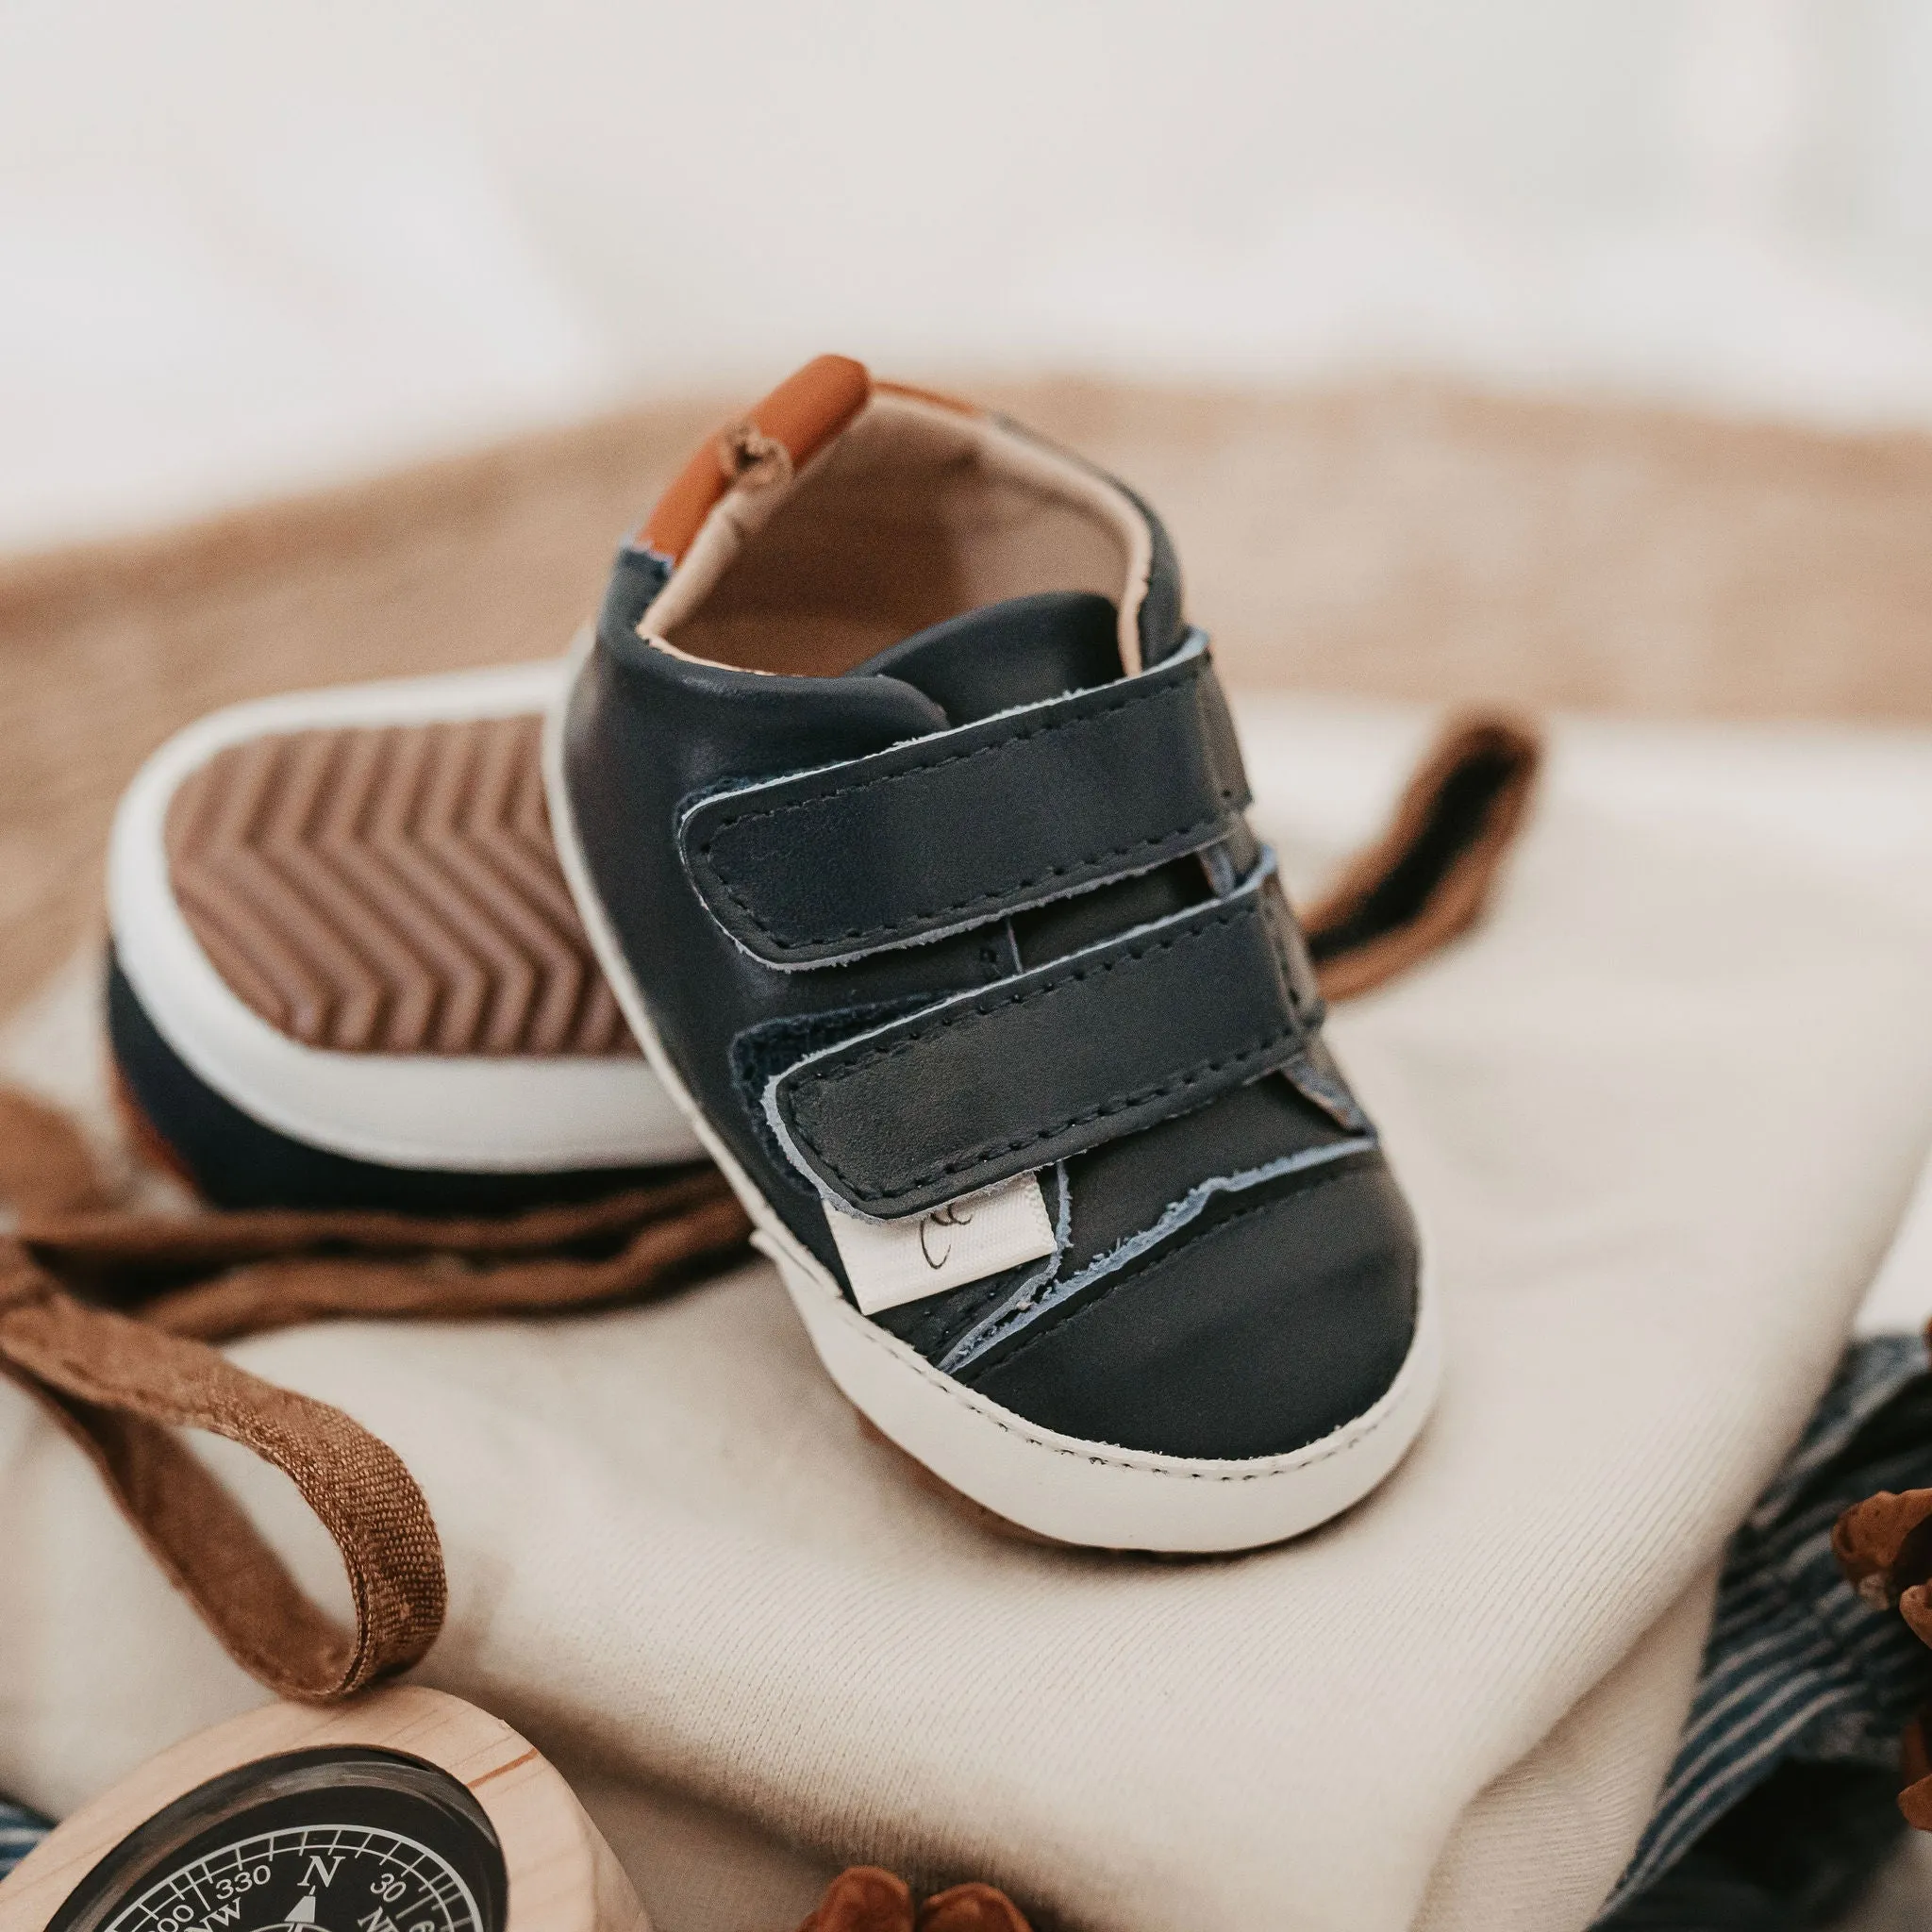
[108,358,1518,1553]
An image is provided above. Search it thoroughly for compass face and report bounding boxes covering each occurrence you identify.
[45,1752,506,1932]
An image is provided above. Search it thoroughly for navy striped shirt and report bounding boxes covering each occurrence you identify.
[1598,1332,1932,1922]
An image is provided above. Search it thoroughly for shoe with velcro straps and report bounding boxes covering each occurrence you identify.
[549,356,1450,1552]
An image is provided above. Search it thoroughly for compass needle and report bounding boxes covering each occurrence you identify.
[260,1893,326,1932]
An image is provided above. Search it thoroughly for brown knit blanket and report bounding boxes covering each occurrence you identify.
[7,375,1932,1023]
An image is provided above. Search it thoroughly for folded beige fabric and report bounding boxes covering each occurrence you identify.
[4,695,1932,1932]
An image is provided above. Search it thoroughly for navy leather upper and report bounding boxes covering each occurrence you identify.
[768,853,1322,1217]
[564,434,1420,1459]
[680,624,1250,968]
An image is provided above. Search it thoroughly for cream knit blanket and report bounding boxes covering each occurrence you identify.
[3,694,1931,1932]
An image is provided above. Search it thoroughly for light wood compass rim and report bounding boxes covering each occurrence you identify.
[0,1690,648,1932]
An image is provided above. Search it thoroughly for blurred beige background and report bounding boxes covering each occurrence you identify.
[8,1,1932,546]
[8,8,1932,1924]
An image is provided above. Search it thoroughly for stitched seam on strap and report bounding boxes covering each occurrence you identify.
[785,897,1298,1201]
[691,670,1241,950]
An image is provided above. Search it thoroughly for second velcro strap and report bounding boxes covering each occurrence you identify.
[681,633,1247,967]
[765,857,1319,1220]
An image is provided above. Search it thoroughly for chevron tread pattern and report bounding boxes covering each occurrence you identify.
[163,716,639,1056]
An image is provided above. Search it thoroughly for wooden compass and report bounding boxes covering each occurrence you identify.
[0,1692,646,1932]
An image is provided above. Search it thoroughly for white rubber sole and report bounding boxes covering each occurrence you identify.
[542,631,1443,1553]
[109,661,700,1174]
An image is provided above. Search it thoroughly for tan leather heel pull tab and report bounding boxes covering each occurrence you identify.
[639,354,873,562]
[1304,711,1541,1001]
[0,1087,750,1701]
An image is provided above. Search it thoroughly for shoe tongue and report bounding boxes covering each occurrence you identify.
[848,591,1123,724]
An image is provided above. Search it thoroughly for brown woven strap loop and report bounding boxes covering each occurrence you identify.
[1304,710,1541,999]
[23,1171,751,1342]
[0,1241,443,1699]
[0,1106,751,1702]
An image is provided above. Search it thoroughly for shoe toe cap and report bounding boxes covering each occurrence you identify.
[961,1161,1422,1462]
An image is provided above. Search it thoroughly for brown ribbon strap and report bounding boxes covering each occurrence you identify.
[1305,711,1541,1000]
[0,1091,752,1701]
[24,1172,752,1342]
[0,1241,444,1700]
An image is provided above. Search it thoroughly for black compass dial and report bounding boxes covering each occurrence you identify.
[46,1750,507,1932]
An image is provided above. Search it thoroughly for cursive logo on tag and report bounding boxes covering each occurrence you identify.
[919,1200,974,1270]
[824,1174,1056,1317]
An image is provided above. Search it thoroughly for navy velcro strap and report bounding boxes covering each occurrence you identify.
[680,632,1248,967]
[764,856,1321,1220]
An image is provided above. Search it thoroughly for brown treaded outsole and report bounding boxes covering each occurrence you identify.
[163,715,639,1057]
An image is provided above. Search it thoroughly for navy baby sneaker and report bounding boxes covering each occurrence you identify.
[547,357,1444,1551]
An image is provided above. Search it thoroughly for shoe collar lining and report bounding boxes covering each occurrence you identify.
[639,391,1154,679]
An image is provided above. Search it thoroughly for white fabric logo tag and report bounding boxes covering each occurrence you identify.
[824,1174,1057,1316]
